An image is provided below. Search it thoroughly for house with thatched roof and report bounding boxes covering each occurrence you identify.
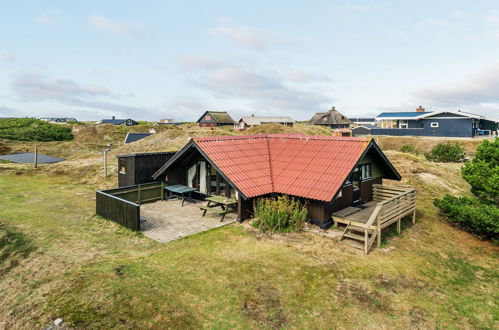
[309,106,353,129]
[197,111,235,128]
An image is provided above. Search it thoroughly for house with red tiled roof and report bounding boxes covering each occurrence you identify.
[153,134,402,229]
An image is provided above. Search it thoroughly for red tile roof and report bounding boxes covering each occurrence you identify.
[194,134,371,201]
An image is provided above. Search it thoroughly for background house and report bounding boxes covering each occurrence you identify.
[156,118,176,125]
[352,125,378,137]
[100,116,139,126]
[39,117,77,123]
[124,133,151,144]
[197,111,235,128]
[309,106,353,129]
[349,117,376,126]
[372,106,498,137]
[238,115,295,130]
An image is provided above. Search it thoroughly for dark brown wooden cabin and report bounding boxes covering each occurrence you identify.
[117,152,176,187]
[152,134,401,228]
[196,111,235,128]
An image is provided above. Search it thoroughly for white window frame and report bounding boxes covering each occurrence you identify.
[399,120,408,129]
[431,122,439,128]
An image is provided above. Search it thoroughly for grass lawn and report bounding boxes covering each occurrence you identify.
[0,171,498,329]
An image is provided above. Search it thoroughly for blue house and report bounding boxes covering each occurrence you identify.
[372,108,498,138]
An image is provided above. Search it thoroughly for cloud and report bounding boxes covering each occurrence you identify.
[0,51,15,62]
[413,63,499,118]
[414,18,458,31]
[177,56,333,116]
[207,21,296,49]
[10,72,155,119]
[12,73,110,102]
[35,12,58,26]
[88,15,143,36]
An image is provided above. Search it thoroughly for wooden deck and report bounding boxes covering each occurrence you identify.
[332,184,416,254]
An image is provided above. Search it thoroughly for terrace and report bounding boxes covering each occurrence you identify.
[333,184,416,254]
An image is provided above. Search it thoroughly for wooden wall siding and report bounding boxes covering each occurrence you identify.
[360,179,373,203]
[238,197,253,221]
[96,182,164,231]
[118,152,176,187]
[332,184,354,212]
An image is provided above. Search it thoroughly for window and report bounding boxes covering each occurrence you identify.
[399,120,408,129]
[431,122,439,128]
[360,163,372,180]
[204,115,212,121]
[345,163,372,184]
[118,159,126,174]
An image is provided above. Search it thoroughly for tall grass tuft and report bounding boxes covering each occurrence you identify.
[253,195,308,233]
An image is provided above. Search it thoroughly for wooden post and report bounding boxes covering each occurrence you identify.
[161,181,165,200]
[412,209,416,224]
[364,229,369,254]
[34,145,38,168]
[215,173,221,195]
[137,184,142,204]
[103,149,108,178]
[397,218,401,234]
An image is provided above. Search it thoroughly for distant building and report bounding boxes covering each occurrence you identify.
[349,117,376,126]
[156,118,176,125]
[39,117,77,123]
[197,111,235,128]
[124,133,151,144]
[309,106,353,129]
[352,125,379,137]
[372,106,498,137]
[100,116,139,126]
[238,115,295,130]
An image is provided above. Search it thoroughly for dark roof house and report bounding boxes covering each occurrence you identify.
[352,125,378,136]
[373,107,499,137]
[197,111,235,127]
[124,133,151,144]
[309,107,353,128]
[100,116,139,126]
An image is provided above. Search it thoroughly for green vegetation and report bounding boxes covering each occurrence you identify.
[435,138,499,242]
[400,143,419,155]
[461,138,499,204]
[434,196,499,241]
[66,120,85,125]
[0,118,73,142]
[0,131,497,328]
[424,142,464,162]
[253,196,308,232]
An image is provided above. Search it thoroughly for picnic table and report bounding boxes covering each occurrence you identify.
[164,184,197,206]
[200,195,237,222]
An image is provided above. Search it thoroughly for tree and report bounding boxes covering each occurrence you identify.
[461,138,499,204]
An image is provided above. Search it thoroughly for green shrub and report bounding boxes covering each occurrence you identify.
[424,142,464,162]
[434,195,499,241]
[253,195,308,233]
[66,120,85,125]
[400,144,419,155]
[461,138,499,204]
[0,118,73,141]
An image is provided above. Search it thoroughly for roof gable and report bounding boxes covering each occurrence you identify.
[197,111,235,124]
[154,134,400,201]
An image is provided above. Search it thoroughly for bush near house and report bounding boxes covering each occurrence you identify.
[433,196,499,241]
[424,142,465,162]
[253,195,308,233]
[400,143,419,155]
[0,118,73,142]
[434,138,499,242]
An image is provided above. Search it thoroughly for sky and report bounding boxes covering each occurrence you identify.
[1,0,499,121]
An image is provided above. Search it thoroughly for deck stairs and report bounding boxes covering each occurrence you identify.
[339,221,377,253]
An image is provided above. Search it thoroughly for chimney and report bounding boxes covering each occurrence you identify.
[112,115,115,120]
[330,106,336,112]
[416,106,425,113]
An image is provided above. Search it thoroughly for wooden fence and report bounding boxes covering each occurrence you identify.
[95,181,165,231]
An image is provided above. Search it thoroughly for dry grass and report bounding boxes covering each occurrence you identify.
[0,127,498,329]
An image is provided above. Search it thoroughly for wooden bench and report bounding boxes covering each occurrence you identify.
[199,205,235,222]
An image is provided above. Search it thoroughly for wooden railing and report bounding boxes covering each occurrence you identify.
[95,181,165,231]
[338,184,417,254]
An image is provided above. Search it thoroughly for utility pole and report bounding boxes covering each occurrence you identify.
[34,145,38,168]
